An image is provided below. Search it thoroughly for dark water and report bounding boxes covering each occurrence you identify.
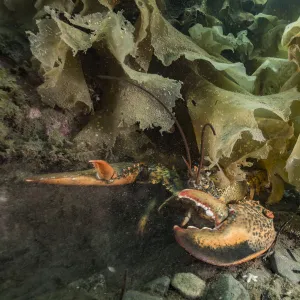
[0,183,198,299]
[1,182,299,299]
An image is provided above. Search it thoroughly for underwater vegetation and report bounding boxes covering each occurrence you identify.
[2,2,300,299]
[0,0,300,206]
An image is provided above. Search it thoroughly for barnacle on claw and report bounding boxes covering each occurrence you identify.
[168,189,276,266]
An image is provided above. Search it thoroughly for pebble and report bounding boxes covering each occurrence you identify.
[270,245,300,283]
[142,276,171,296]
[171,272,206,299]
[269,275,300,299]
[166,290,186,300]
[261,288,281,300]
[205,273,250,300]
[123,290,163,300]
[239,267,273,299]
[68,273,107,299]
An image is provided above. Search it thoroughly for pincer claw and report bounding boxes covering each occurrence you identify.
[164,189,276,266]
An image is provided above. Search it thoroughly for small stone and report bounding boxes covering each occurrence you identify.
[166,290,186,300]
[239,267,273,300]
[205,273,250,300]
[142,276,171,296]
[270,246,300,283]
[68,273,107,299]
[269,275,300,299]
[123,290,163,300]
[261,288,281,300]
[270,276,284,297]
[171,273,206,299]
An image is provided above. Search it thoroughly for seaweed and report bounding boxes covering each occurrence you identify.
[1,0,300,200]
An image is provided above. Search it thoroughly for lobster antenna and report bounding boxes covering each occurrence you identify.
[97,74,192,175]
[196,123,216,184]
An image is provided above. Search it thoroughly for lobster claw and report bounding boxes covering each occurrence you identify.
[171,189,276,266]
[25,160,141,186]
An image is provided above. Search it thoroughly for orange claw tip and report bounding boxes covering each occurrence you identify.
[173,225,200,236]
[173,225,181,232]
[173,225,200,237]
[89,160,116,181]
[173,225,196,232]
